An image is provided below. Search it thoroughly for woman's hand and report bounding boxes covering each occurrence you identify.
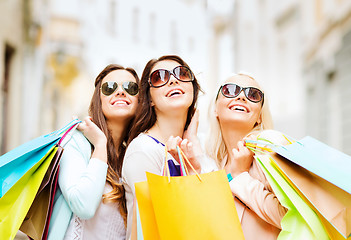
[225,141,254,178]
[183,109,199,141]
[166,136,201,174]
[77,117,107,147]
[77,117,108,163]
[182,110,204,162]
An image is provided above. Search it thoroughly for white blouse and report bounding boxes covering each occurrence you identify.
[64,184,126,240]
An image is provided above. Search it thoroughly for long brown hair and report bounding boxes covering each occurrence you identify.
[128,55,201,144]
[89,64,139,224]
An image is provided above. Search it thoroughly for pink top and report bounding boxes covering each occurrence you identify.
[224,158,287,240]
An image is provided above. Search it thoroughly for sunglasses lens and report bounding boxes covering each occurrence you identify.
[101,82,117,96]
[174,66,193,82]
[123,82,139,96]
[222,84,241,97]
[150,70,169,87]
[245,88,263,102]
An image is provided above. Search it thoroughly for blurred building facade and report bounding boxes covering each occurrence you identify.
[0,0,49,155]
[212,0,351,154]
[303,0,351,155]
[0,0,210,154]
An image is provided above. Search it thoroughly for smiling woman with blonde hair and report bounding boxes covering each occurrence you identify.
[207,73,273,163]
[206,73,286,240]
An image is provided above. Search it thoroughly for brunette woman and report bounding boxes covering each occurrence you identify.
[48,64,139,240]
[122,55,212,239]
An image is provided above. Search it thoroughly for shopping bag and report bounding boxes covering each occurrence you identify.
[134,148,171,240]
[131,198,145,240]
[246,134,351,239]
[146,170,244,240]
[0,119,80,240]
[270,136,351,194]
[0,146,57,240]
[135,180,160,240]
[42,164,60,240]
[0,119,80,197]
[19,146,63,240]
[270,153,351,239]
[255,154,330,240]
[136,146,244,240]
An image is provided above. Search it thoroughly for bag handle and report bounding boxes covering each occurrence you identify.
[163,145,202,182]
[245,134,302,154]
[177,146,188,176]
[57,119,81,146]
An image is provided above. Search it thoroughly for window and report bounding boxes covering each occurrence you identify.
[133,7,139,42]
[188,37,194,53]
[315,0,323,24]
[1,44,15,154]
[149,13,156,47]
[109,0,117,35]
[170,21,178,52]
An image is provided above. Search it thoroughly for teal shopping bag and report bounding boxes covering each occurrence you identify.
[246,132,351,239]
[270,136,351,194]
[0,119,80,197]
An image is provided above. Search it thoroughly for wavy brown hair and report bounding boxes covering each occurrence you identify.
[128,55,202,144]
[89,64,139,224]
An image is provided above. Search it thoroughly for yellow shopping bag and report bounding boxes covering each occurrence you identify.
[135,146,244,240]
[135,181,160,240]
[0,146,57,240]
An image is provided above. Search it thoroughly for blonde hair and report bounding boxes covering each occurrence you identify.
[205,73,273,167]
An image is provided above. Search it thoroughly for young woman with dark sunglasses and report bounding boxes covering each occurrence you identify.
[121,55,215,239]
[48,64,139,240]
[206,73,287,240]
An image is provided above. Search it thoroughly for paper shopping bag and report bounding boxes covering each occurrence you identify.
[255,154,330,240]
[270,136,351,194]
[42,164,60,240]
[131,198,146,240]
[19,146,63,240]
[135,180,160,240]
[270,153,351,239]
[0,146,57,240]
[0,119,79,240]
[136,146,244,240]
[0,119,80,197]
[146,169,244,240]
[247,134,351,239]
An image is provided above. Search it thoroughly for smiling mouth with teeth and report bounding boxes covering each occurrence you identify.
[112,100,129,106]
[230,106,247,112]
[167,90,183,97]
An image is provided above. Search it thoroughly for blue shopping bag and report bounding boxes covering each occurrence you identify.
[270,136,351,194]
[0,119,80,198]
[246,133,351,239]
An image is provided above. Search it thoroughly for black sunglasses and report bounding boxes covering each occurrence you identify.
[149,66,194,88]
[100,81,139,96]
[216,83,264,104]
